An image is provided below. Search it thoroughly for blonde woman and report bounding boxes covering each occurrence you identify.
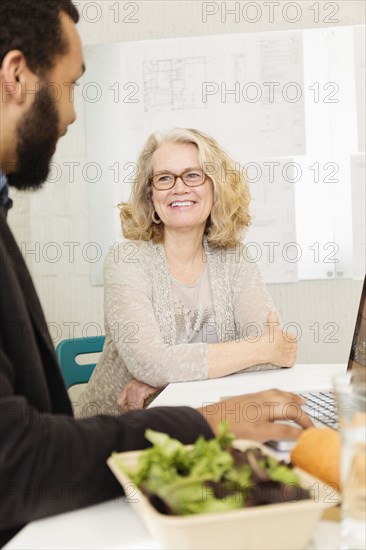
[77,128,296,417]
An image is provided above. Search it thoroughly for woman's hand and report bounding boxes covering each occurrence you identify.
[117,379,165,411]
[261,311,297,368]
[198,388,313,442]
[207,311,297,379]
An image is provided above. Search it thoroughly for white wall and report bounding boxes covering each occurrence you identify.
[8,0,365,363]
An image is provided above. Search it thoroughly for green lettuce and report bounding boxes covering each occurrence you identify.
[117,422,304,516]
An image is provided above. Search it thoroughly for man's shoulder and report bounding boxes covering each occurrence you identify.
[0,212,22,270]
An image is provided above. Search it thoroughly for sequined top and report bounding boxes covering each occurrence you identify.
[171,266,218,344]
[76,239,278,418]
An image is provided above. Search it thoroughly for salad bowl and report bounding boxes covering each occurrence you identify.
[107,438,339,550]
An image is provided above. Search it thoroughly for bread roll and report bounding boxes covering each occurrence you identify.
[290,427,340,490]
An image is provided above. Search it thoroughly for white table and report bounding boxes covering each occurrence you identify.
[5,364,346,550]
[151,363,346,409]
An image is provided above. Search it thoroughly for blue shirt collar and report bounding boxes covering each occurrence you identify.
[0,170,7,192]
[0,169,13,212]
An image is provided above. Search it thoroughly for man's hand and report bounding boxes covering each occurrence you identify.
[117,379,165,411]
[198,389,313,442]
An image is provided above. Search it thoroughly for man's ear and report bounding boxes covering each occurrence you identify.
[0,50,39,105]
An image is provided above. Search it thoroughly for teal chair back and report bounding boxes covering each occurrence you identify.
[56,336,105,389]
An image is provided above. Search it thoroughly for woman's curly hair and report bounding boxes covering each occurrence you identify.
[120,128,251,248]
[0,0,79,77]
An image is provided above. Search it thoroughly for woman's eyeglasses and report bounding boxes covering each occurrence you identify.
[150,169,207,190]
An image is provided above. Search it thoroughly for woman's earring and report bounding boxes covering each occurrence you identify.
[152,211,161,224]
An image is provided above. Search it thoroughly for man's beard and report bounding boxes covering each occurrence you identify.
[7,87,60,191]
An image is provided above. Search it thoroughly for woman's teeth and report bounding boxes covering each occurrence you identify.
[170,201,194,207]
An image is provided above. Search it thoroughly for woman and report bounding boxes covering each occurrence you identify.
[76,128,296,418]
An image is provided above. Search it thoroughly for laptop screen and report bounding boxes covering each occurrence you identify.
[347,276,366,373]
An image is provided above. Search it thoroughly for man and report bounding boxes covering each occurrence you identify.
[0,1,311,545]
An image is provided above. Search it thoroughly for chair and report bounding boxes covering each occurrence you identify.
[56,336,105,389]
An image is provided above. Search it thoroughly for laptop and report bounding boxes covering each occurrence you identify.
[300,275,366,429]
[265,276,365,451]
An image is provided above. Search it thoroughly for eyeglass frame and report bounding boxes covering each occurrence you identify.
[149,168,208,191]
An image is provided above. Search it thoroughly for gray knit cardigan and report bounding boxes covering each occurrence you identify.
[76,239,278,418]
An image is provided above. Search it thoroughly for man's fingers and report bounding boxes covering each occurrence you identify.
[271,405,313,429]
[290,408,314,429]
[266,422,304,441]
[263,390,314,429]
[264,389,304,405]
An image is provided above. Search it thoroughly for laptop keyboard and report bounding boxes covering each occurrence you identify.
[299,391,339,429]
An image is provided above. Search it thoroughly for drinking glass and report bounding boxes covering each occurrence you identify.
[334,371,366,550]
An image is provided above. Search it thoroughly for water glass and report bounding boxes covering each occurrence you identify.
[334,371,366,550]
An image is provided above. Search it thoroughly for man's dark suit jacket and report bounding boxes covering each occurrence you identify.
[0,210,213,546]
